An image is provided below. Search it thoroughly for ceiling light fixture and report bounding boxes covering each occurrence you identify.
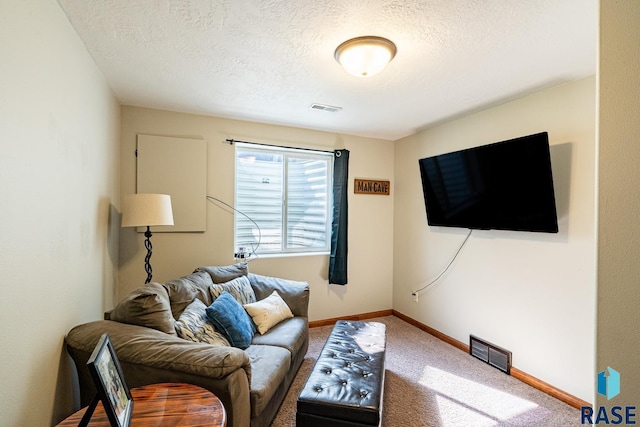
[334,36,397,78]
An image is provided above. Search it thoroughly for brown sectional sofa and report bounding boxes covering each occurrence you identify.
[65,263,309,427]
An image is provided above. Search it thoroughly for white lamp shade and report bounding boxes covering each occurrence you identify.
[121,194,174,227]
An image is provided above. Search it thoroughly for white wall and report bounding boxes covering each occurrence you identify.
[597,0,640,408]
[0,0,120,425]
[119,106,394,321]
[393,77,596,402]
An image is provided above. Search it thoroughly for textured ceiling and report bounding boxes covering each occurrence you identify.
[57,0,596,141]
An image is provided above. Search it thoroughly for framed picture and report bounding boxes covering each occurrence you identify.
[87,334,133,427]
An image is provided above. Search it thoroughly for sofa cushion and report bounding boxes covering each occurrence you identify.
[244,290,293,334]
[163,270,214,319]
[209,275,257,306]
[248,273,309,318]
[196,262,248,283]
[206,291,254,349]
[245,344,291,418]
[175,298,231,346]
[110,282,176,335]
[251,317,308,356]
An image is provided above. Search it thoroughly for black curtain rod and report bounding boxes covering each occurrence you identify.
[224,138,335,154]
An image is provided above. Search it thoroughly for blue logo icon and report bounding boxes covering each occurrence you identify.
[597,366,620,400]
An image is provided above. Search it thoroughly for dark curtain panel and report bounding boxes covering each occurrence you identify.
[329,149,349,285]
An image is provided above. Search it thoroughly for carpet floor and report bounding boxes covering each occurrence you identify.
[271,315,584,426]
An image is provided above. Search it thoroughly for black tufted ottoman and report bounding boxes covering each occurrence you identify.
[297,320,386,426]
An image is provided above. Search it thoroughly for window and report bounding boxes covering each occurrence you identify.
[234,143,333,255]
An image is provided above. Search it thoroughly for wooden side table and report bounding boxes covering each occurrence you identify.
[57,383,226,427]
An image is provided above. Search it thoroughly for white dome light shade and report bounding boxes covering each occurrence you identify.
[334,36,397,78]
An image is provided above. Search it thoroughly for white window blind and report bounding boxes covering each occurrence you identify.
[235,143,333,255]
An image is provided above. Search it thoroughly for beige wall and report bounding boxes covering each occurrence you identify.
[119,107,394,321]
[393,77,597,402]
[0,0,120,426]
[597,0,640,408]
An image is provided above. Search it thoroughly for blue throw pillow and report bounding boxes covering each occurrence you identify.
[205,291,254,349]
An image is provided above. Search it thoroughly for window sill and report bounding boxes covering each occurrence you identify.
[238,251,329,261]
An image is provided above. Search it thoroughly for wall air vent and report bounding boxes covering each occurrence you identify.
[470,335,512,375]
[310,103,342,113]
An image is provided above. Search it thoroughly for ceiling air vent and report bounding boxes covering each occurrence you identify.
[310,103,342,113]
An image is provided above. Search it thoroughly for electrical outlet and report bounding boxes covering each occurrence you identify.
[412,293,419,303]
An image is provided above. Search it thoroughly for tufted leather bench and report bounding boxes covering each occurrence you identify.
[297,320,386,426]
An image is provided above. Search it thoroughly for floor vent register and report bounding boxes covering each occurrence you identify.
[469,335,512,374]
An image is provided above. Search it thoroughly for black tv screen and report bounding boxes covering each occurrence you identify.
[418,132,559,233]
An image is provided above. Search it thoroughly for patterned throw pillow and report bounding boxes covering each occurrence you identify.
[243,290,294,334]
[174,298,230,347]
[209,275,257,305]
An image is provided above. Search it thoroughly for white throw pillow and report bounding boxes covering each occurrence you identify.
[243,290,293,334]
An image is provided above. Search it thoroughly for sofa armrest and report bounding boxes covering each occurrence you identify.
[248,273,310,318]
[66,320,250,378]
[66,320,252,427]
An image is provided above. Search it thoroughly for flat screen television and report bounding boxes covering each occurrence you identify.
[418,132,559,233]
